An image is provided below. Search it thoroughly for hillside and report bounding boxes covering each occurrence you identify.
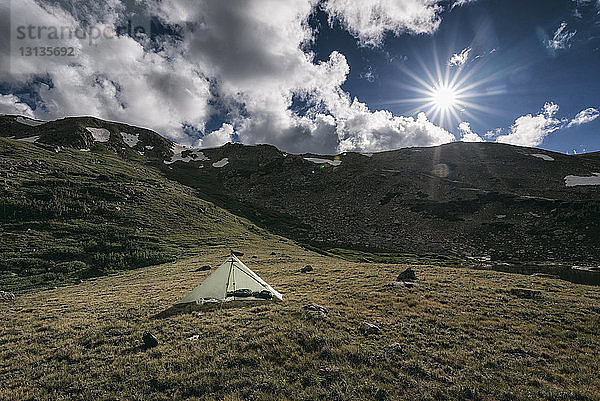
[161,142,600,265]
[1,241,599,400]
[2,114,599,282]
[0,136,270,292]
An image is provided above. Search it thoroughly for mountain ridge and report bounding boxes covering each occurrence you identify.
[2,115,599,268]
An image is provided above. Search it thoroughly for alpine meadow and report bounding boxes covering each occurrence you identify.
[1,1,600,400]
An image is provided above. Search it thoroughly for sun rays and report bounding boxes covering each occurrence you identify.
[385,48,501,130]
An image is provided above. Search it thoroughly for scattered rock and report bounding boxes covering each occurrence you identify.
[142,331,159,349]
[397,268,417,281]
[510,288,542,299]
[303,303,328,318]
[359,322,381,335]
[300,265,313,273]
[195,265,211,272]
[0,291,15,303]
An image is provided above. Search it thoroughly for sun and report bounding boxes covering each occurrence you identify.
[431,85,457,111]
[386,50,497,128]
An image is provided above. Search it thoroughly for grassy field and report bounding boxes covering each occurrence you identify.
[1,238,599,400]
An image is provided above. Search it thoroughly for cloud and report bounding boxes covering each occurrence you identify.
[0,94,34,117]
[547,22,576,50]
[197,123,234,148]
[323,0,443,47]
[448,47,471,67]
[567,107,599,127]
[451,0,478,9]
[458,121,484,142]
[496,102,562,147]
[1,0,459,154]
[1,0,211,143]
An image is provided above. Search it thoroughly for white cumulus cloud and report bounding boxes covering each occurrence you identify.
[458,121,484,142]
[197,123,235,148]
[323,0,443,47]
[0,0,465,154]
[567,107,599,127]
[0,94,35,117]
[496,102,562,147]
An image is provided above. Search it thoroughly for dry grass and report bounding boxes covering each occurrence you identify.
[1,238,599,400]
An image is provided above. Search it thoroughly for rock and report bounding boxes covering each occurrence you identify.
[0,291,15,303]
[300,265,313,273]
[383,342,404,356]
[303,303,328,318]
[392,281,418,288]
[195,265,211,272]
[142,331,159,349]
[397,268,417,281]
[359,322,381,335]
[510,288,542,299]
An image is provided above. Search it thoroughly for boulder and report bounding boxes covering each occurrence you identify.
[510,288,542,299]
[397,268,417,281]
[142,331,159,349]
[270,251,277,256]
[300,265,313,273]
[359,322,381,335]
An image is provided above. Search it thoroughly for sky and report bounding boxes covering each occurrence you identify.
[0,0,598,155]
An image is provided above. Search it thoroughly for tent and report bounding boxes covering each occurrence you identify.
[178,253,283,304]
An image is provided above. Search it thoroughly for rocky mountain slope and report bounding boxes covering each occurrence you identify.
[163,142,600,265]
[2,114,599,269]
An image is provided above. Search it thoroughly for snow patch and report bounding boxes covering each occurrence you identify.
[564,173,600,187]
[304,157,342,166]
[145,145,154,150]
[530,153,554,161]
[79,148,91,152]
[361,153,373,157]
[16,136,39,143]
[86,127,110,143]
[16,117,45,126]
[120,132,139,147]
[212,158,229,168]
[165,144,209,164]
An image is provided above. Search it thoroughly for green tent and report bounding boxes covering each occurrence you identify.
[178,254,283,304]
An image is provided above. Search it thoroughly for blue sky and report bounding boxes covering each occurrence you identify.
[309,0,600,154]
[0,0,598,154]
